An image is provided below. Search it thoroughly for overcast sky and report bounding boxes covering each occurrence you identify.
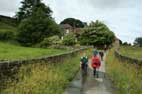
[0,0,142,43]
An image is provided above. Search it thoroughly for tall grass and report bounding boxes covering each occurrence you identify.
[1,51,86,94]
[106,49,142,94]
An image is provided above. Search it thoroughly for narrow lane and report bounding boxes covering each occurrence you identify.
[65,53,118,94]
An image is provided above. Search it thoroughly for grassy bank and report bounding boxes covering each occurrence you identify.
[0,42,68,60]
[1,49,89,94]
[106,49,142,94]
[119,46,142,59]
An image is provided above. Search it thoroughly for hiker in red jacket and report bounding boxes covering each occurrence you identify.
[91,50,101,77]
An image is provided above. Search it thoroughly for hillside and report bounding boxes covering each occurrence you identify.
[0,15,17,41]
[0,15,17,30]
[0,15,17,26]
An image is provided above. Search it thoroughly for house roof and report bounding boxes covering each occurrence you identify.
[60,24,72,29]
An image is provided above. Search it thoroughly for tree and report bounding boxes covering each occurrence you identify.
[79,20,115,49]
[123,42,132,46]
[119,39,123,45]
[17,1,61,46]
[134,37,142,47]
[15,0,52,22]
[60,18,85,28]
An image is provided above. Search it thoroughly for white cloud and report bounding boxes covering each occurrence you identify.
[0,0,21,16]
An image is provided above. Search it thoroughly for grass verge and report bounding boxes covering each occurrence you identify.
[106,49,142,94]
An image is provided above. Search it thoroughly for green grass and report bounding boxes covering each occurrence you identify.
[106,49,142,94]
[0,42,68,60]
[0,22,17,41]
[1,50,87,94]
[119,46,142,59]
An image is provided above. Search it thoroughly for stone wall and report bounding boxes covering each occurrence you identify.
[0,48,89,89]
[114,50,142,66]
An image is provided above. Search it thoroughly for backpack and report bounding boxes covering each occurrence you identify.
[92,56,100,67]
[81,56,88,64]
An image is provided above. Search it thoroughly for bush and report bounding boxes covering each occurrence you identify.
[17,16,61,46]
[74,44,81,49]
[48,35,62,45]
[63,34,76,46]
[39,35,62,48]
[0,30,15,40]
[39,37,50,48]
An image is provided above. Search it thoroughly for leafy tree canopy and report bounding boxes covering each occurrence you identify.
[15,0,52,22]
[60,18,86,28]
[79,20,115,49]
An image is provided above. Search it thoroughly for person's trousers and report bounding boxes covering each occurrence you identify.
[81,64,87,76]
[93,67,96,76]
[93,67,99,77]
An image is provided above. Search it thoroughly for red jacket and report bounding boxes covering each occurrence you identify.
[91,56,101,68]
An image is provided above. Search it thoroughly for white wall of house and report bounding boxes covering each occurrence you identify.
[66,29,70,34]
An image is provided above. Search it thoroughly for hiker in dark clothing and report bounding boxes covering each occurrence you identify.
[99,51,104,61]
[80,53,88,76]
